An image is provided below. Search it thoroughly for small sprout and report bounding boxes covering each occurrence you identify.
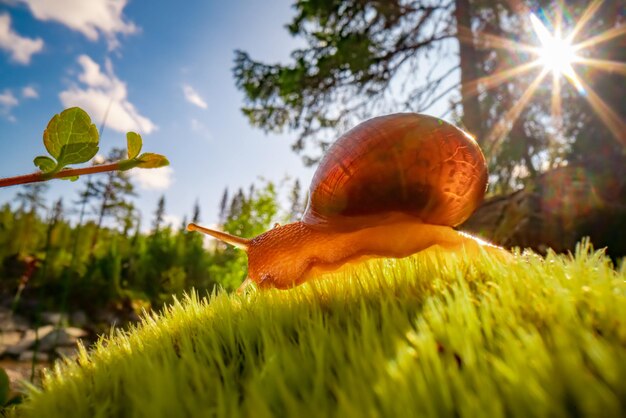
[33,156,56,173]
[0,107,169,188]
[127,132,142,159]
[135,153,170,169]
[118,132,169,171]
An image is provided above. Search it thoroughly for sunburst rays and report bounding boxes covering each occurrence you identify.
[530,13,583,92]
[460,0,626,151]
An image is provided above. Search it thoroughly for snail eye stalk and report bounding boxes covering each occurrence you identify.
[187,223,250,251]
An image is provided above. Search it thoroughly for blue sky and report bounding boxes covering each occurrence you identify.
[0,0,317,228]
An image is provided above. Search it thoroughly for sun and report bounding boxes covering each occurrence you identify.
[529,13,583,92]
[460,0,626,152]
[530,15,578,78]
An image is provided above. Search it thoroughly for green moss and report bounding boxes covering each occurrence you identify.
[14,242,626,418]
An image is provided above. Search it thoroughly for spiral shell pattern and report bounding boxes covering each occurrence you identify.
[302,113,488,230]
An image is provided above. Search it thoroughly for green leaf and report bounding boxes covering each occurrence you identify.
[33,156,57,173]
[0,367,9,406]
[43,107,99,167]
[135,153,169,169]
[62,175,80,182]
[127,132,142,159]
[57,142,100,167]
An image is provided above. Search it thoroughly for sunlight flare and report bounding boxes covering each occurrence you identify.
[575,77,626,147]
[486,69,549,155]
[573,25,626,51]
[575,57,626,77]
[530,13,583,91]
[459,0,625,152]
[551,72,562,130]
[566,0,604,43]
[463,60,542,98]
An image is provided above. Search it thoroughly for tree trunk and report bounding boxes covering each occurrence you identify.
[454,0,484,142]
[461,164,626,260]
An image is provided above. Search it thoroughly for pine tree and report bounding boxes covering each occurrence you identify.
[15,183,49,215]
[218,189,229,225]
[192,200,201,224]
[152,195,166,234]
[288,179,303,222]
[89,149,136,250]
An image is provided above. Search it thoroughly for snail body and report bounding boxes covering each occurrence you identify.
[189,113,504,290]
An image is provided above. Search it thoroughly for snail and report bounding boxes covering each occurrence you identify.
[188,113,506,291]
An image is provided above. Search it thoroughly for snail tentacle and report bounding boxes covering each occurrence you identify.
[187,223,250,251]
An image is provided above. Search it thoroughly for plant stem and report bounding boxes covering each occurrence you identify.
[0,162,121,188]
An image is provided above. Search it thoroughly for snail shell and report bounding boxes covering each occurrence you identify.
[303,113,488,230]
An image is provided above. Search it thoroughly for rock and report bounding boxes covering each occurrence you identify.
[55,346,78,360]
[71,310,88,328]
[18,350,49,362]
[4,325,55,356]
[1,331,23,356]
[1,331,23,347]
[95,310,120,326]
[3,366,22,384]
[41,311,68,326]
[0,311,29,332]
[1,331,22,353]
[65,327,88,339]
[37,327,87,352]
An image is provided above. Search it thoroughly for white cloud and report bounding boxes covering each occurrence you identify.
[93,153,106,164]
[131,166,173,190]
[77,55,114,88]
[190,118,203,131]
[190,118,212,140]
[0,90,18,108]
[0,89,18,120]
[0,13,44,64]
[16,0,137,50]
[22,85,38,99]
[182,84,207,109]
[60,55,156,134]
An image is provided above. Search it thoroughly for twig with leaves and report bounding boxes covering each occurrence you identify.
[0,107,169,188]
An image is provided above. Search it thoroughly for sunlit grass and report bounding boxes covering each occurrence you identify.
[13,242,626,418]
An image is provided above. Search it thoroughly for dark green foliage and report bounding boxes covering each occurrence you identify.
[152,195,166,234]
[209,182,280,291]
[0,204,211,312]
[0,181,287,312]
[234,0,457,161]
